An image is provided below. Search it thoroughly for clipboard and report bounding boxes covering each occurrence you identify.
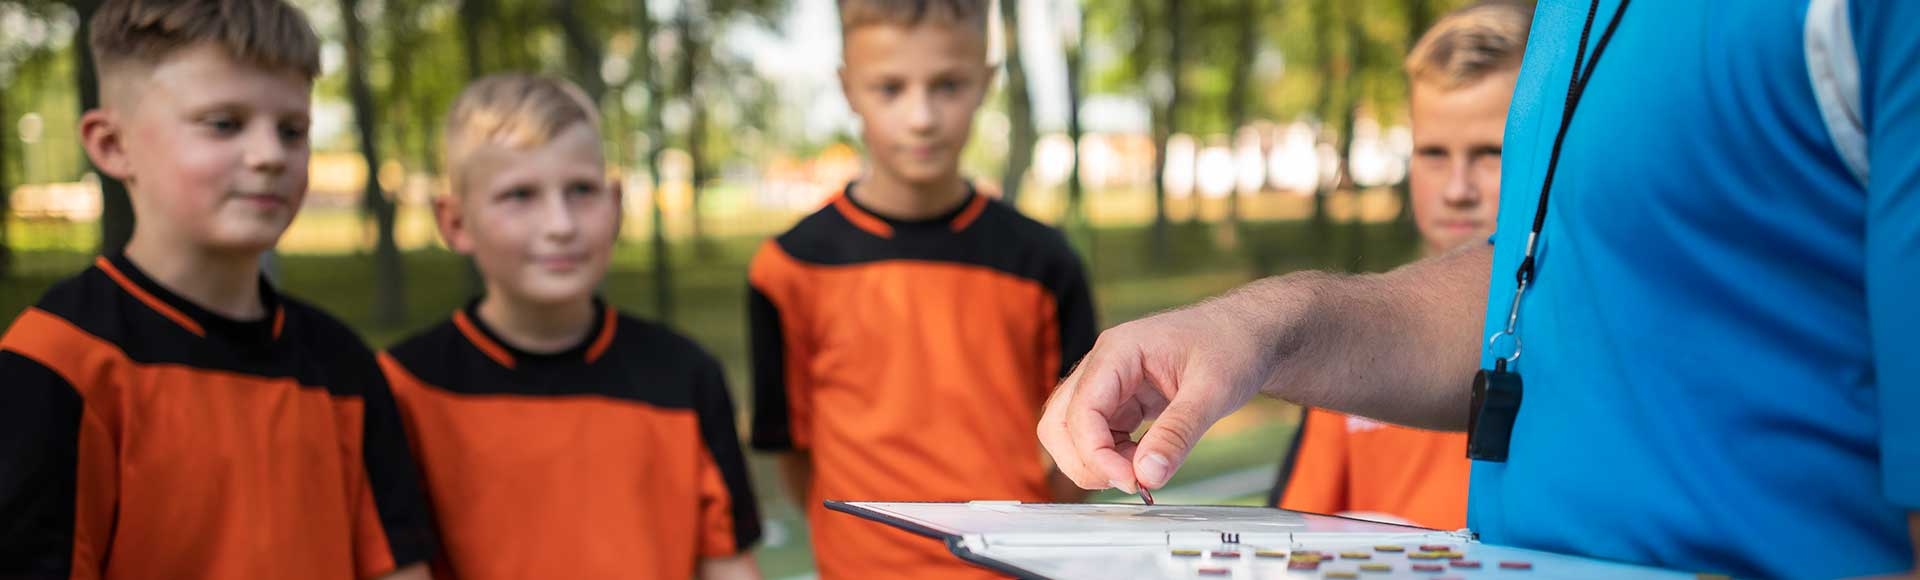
[826,501,1692,579]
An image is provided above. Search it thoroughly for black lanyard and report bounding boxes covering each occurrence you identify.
[1468,0,1631,463]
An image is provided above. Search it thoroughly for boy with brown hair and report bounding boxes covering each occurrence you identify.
[378,74,762,580]
[0,0,435,577]
[1274,0,1532,531]
[747,1,1097,578]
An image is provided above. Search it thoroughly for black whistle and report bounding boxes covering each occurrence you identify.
[1467,359,1524,462]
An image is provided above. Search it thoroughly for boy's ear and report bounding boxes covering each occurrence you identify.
[432,194,473,255]
[79,109,134,181]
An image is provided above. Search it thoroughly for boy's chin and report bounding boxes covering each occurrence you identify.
[498,278,601,308]
[197,230,290,260]
[880,163,962,188]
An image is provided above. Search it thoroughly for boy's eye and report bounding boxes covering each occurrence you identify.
[878,83,904,97]
[203,117,242,135]
[567,182,600,197]
[933,80,960,94]
[499,187,535,202]
[278,122,310,143]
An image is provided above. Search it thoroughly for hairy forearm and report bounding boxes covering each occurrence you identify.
[1215,244,1491,430]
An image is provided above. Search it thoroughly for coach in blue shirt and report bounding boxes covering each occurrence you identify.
[1037,1,1917,577]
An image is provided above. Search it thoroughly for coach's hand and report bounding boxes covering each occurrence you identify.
[1039,245,1495,493]
[1037,298,1281,494]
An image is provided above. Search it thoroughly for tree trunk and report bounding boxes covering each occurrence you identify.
[1307,0,1337,268]
[1395,0,1433,229]
[676,8,711,255]
[1338,0,1366,270]
[1225,0,1261,232]
[1,83,12,278]
[638,0,672,323]
[459,0,490,79]
[554,0,606,104]
[75,0,135,255]
[1061,8,1085,232]
[999,0,1035,207]
[340,0,407,328]
[1148,0,1181,263]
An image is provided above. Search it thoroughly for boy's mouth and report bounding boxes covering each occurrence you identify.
[230,192,291,208]
[533,253,589,271]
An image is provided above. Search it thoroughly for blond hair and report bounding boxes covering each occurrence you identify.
[1405,0,1533,91]
[837,0,989,36]
[442,74,601,194]
[89,0,320,83]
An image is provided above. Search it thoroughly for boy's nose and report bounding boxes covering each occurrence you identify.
[907,93,938,132]
[1442,159,1479,205]
[246,127,288,174]
[542,194,581,239]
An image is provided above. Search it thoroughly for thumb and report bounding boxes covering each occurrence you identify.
[1132,397,1219,490]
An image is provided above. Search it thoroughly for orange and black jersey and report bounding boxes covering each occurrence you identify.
[748,185,1096,580]
[0,255,435,579]
[379,300,761,580]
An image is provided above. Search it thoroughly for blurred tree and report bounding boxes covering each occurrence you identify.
[674,1,709,251]
[459,0,492,79]
[636,0,672,322]
[1,62,10,278]
[339,0,407,327]
[1223,0,1262,234]
[554,0,607,103]
[999,0,1034,206]
[1059,0,1086,232]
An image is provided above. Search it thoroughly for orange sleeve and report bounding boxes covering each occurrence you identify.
[1276,408,1351,515]
[341,354,436,578]
[695,453,742,557]
[747,242,813,451]
[693,358,761,556]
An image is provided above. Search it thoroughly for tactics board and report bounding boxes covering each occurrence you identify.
[826,501,1692,580]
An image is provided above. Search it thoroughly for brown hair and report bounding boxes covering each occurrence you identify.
[837,0,989,36]
[442,73,602,193]
[89,0,321,82]
[1404,0,1533,91]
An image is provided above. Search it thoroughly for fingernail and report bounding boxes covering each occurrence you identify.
[1108,479,1135,494]
[1138,454,1171,487]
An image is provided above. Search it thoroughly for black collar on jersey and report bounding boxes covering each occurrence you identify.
[97,254,286,343]
[833,180,990,239]
[451,297,618,370]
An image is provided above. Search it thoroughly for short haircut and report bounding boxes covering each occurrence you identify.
[442,73,602,194]
[837,0,989,36]
[1404,0,1534,91]
[89,0,321,83]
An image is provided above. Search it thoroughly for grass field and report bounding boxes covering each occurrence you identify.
[0,213,1420,577]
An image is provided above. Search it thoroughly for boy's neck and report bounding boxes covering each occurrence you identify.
[475,292,598,355]
[851,171,971,221]
[122,234,268,321]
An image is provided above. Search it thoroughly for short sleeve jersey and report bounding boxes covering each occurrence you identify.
[0,255,435,579]
[1274,408,1470,530]
[747,186,1097,579]
[379,301,761,580]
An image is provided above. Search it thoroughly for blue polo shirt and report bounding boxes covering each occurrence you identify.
[1472,1,1918,578]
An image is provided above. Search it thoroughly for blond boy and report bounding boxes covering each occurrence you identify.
[377,74,761,580]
